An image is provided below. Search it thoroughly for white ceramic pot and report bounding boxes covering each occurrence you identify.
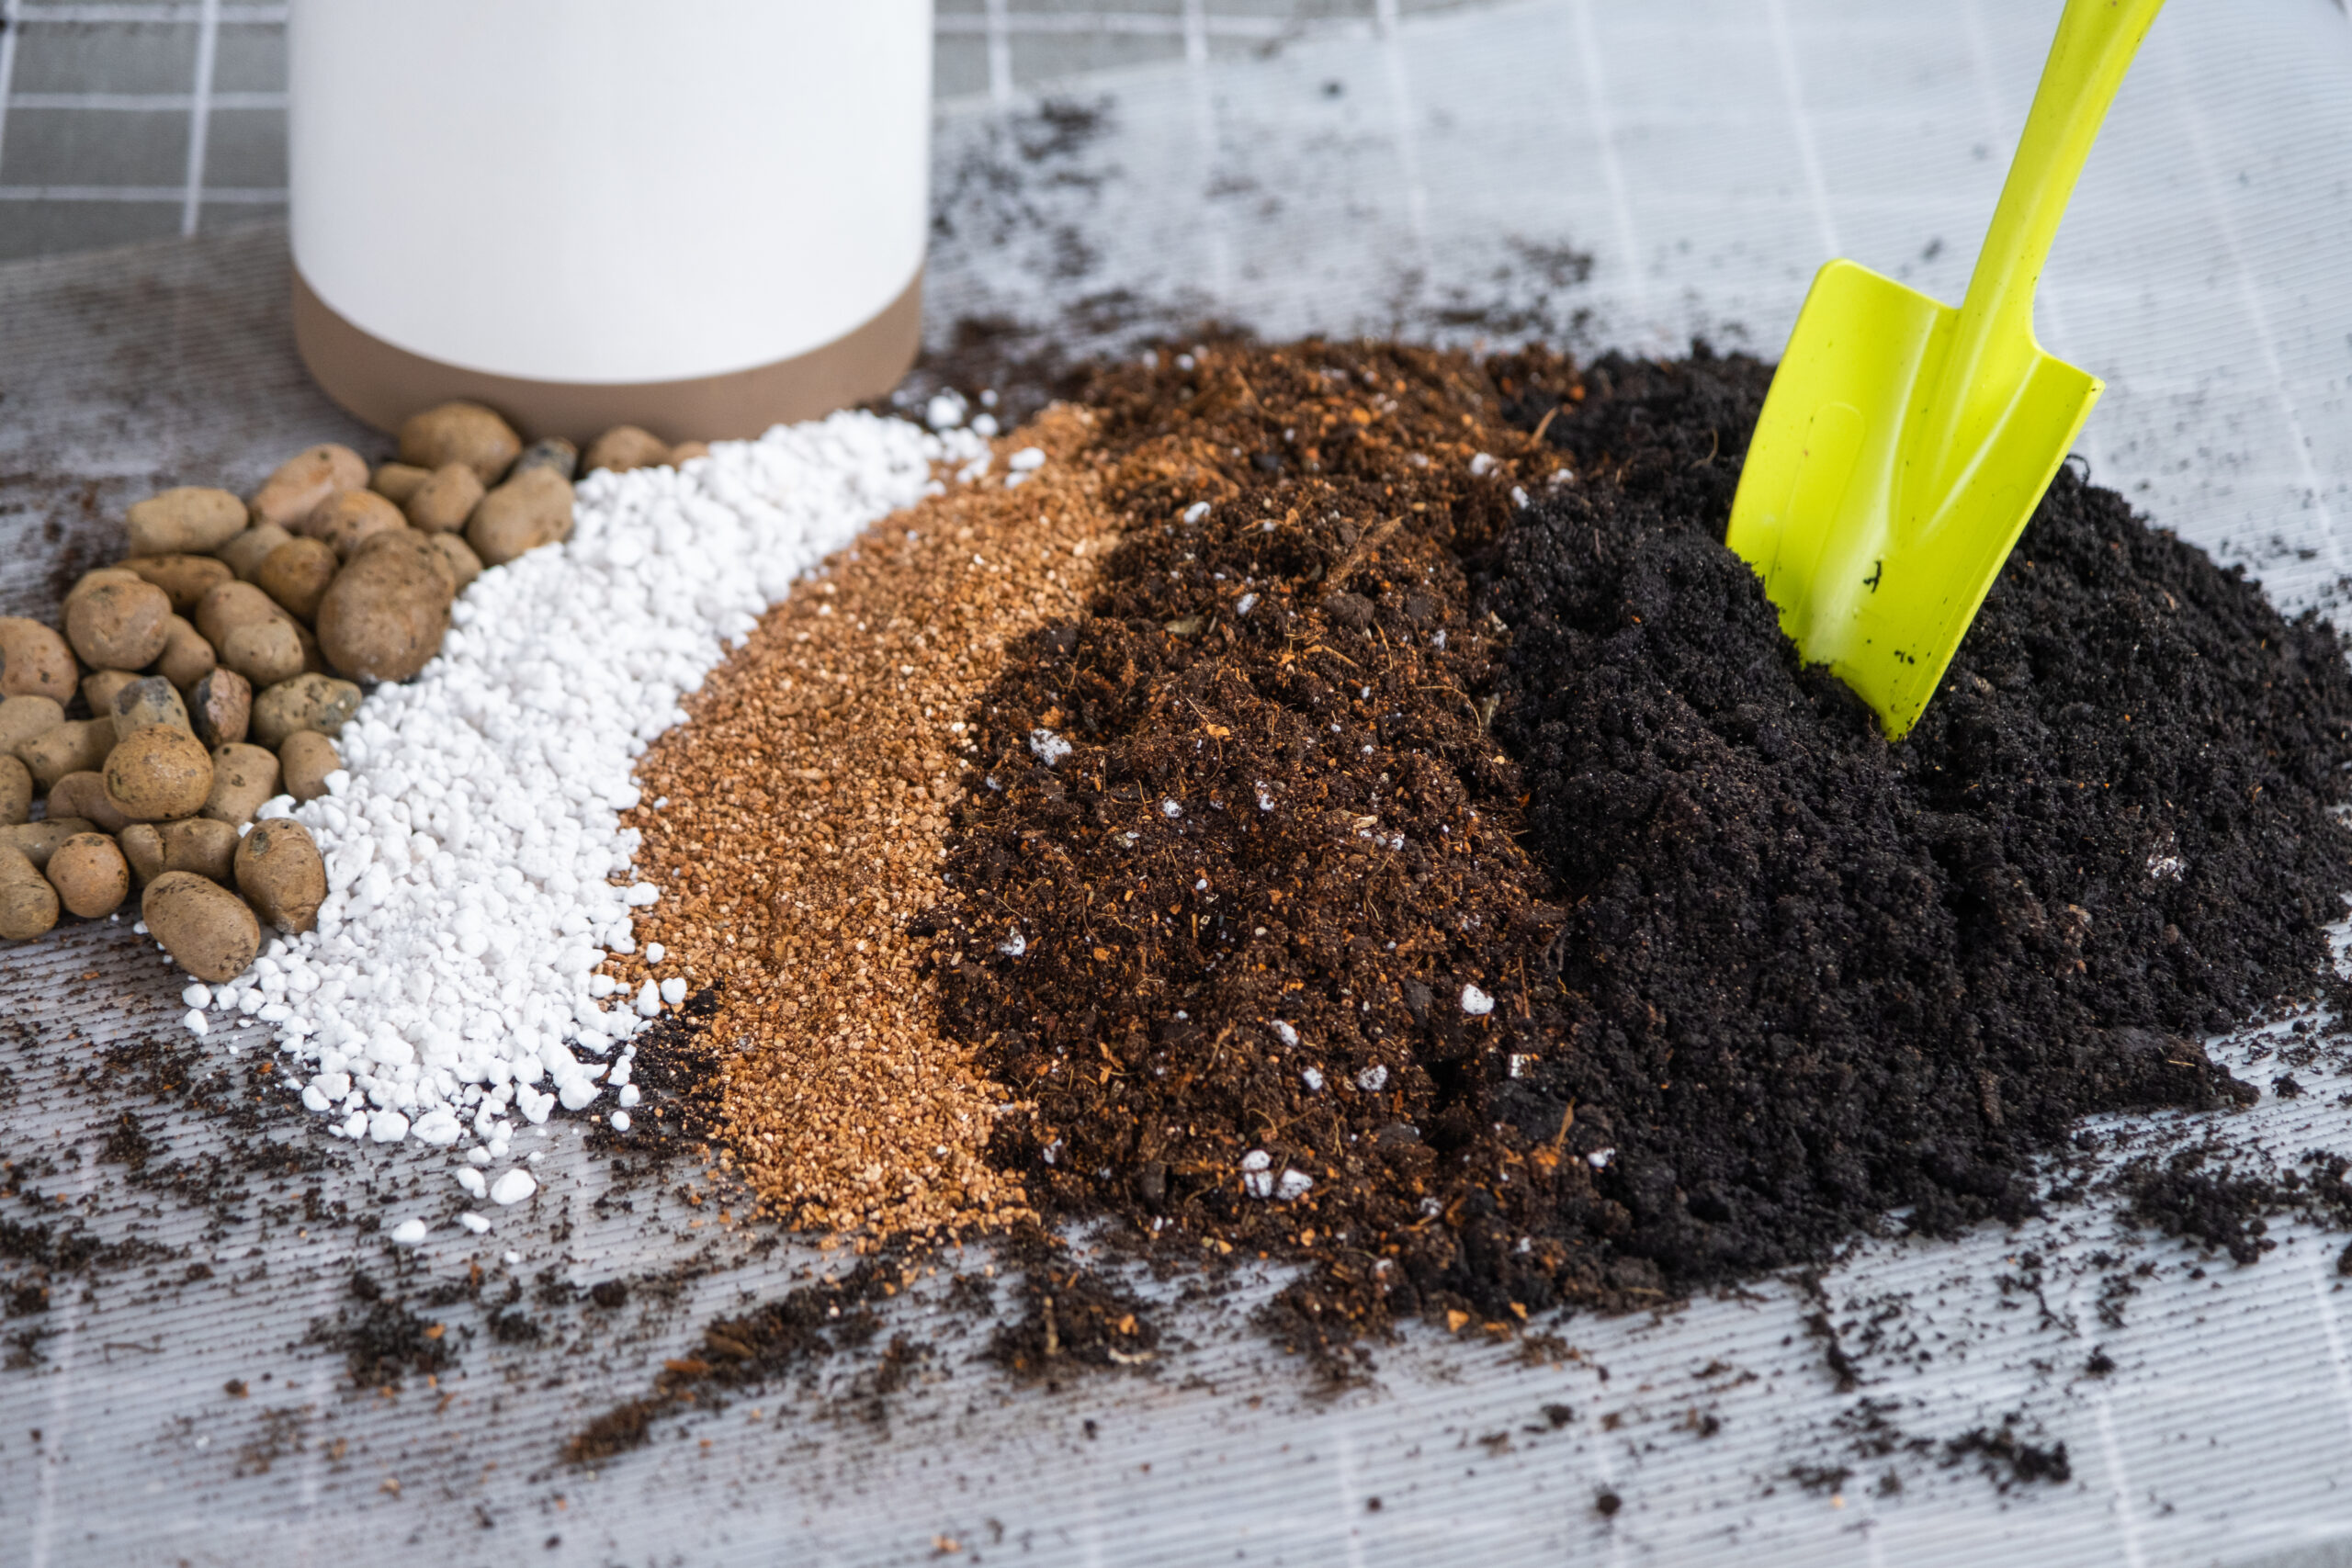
[288,0,932,441]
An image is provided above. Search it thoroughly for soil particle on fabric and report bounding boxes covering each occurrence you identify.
[922,338,2352,1358]
[309,1270,456,1391]
[2103,1133,2352,1269]
[562,1253,913,1466]
[983,1226,1162,1382]
[2118,1145,2280,1264]
[1942,1423,2073,1488]
[580,985,725,1168]
[616,406,1120,1236]
[568,1224,1163,1462]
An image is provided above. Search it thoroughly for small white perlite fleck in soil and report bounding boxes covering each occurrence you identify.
[205,414,983,1168]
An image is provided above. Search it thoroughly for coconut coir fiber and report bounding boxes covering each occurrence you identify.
[616,405,1120,1235]
[932,342,2352,1348]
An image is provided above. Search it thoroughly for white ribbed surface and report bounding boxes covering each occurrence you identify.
[5,3,2352,1564]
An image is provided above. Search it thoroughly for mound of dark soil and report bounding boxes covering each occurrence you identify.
[925,339,2352,1354]
[1477,351,2352,1280]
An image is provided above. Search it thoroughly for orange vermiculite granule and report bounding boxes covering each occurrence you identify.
[615,408,1114,1235]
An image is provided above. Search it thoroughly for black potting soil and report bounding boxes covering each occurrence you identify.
[1477,349,2352,1280]
[928,339,2352,1355]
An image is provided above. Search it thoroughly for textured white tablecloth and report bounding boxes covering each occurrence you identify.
[6,4,2352,1563]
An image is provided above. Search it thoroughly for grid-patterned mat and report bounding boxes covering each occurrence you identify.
[0,0,1487,262]
[6,3,2352,1565]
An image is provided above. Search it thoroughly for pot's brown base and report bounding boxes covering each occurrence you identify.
[291,267,924,444]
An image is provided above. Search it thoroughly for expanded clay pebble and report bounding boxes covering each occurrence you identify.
[249,673,358,749]
[279,730,340,803]
[466,468,574,568]
[0,755,28,825]
[64,578,173,670]
[399,401,522,485]
[4,818,93,870]
[187,668,250,748]
[196,580,285,650]
[307,489,405,559]
[203,742,280,825]
[0,694,64,753]
[81,669,140,717]
[153,615,217,692]
[219,618,305,688]
[223,412,981,1162]
[217,523,292,582]
[47,831,128,918]
[24,719,112,790]
[369,467,427,510]
[313,532,453,682]
[582,425,672,475]
[256,536,340,621]
[621,407,1103,1235]
[156,817,238,884]
[124,486,245,557]
[103,725,212,821]
[111,674,189,739]
[249,443,368,529]
[234,818,325,932]
[143,870,258,982]
[47,772,129,834]
[121,552,232,613]
[403,464,484,534]
[0,617,75,701]
[0,843,60,938]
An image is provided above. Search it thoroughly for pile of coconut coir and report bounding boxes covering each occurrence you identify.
[929,341,2352,1350]
[616,405,1120,1236]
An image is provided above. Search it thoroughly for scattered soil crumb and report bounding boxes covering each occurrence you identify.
[308,1271,454,1391]
[985,1227,1161,1382]
[564,1254,911,1465]
[1943,1423,2073,1488]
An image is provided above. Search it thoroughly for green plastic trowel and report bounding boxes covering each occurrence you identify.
[1724,0,2165,739]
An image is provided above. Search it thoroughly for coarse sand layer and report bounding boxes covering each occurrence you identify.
[616,406,1119,1235]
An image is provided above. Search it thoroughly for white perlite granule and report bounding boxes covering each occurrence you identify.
[204,413,986,1172]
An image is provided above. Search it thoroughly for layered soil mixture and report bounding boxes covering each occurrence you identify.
[926,341,2352,1349]
[621,334,2352,1376]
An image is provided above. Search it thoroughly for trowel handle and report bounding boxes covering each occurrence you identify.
[1918,0,2165,486]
